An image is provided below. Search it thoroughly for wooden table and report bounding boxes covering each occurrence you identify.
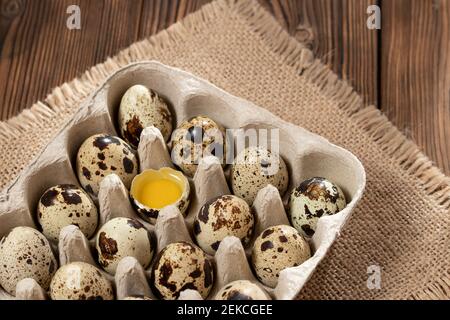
[0,0,449,175]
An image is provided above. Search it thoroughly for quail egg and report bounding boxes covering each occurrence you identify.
[76,134,138,196]
[251,225,310,288]
[50,262,114,300]
[130,167,190,224]
[37,184,98,242]
[118,84,173,147]
[231,146,289,204]
[0,227,57,295]
[193,195,254,255]
[289,177,346,238]
[151,242,214,300]
[214,280,271,300]
[96,217,155,274]
[123,296,152,300]
[170,116,227,177]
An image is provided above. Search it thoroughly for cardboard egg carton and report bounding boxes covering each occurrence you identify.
[0,61,366,300]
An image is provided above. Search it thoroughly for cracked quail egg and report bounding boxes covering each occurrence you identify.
[231,146,289,204]
[151,241,214,300]
[215,280,271,300]
[96,217,155,274]
[118,84,173,147]
[76,134,138,196]
[37,184,98,242]
[0,226,57,295]
[289,177,346,238]
[170,116,227,177]
[193,195,254,255]
[251,225,310,288]
[50,261,114,300]
[130,167,190,224]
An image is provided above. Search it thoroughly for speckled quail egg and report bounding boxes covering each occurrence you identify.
[251,225,310,288]
[118,84,173,147]
[289,177,346,238]
[0,227,57,295]
[193,195,254,255]
[151,242,214,300]
[170,116,227,177]
[123,296,152,300]
[37,184,98,242]
[231,146,289,204]
[50,262,114,300]
[96,217,155,274]
[214,280,271,300]
[76,133,138,196]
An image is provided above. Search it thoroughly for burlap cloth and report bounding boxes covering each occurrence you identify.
[0,0,449,300]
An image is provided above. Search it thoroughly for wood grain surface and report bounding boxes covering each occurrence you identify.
[0,0,448,175]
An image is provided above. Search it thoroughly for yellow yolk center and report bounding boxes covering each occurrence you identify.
[138,179,182,209]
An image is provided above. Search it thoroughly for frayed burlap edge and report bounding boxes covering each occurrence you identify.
[0,0,449,299]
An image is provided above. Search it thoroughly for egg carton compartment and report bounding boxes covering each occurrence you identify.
[0,61,366,300]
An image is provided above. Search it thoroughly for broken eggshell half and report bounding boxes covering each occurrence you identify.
[0,61,366,300]
[130,167,190,224]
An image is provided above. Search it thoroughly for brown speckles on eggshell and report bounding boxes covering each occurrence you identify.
[170,116,226,177]
[251,225,311,288]
[227,290,253,300]
[194,195,254,255]
[98,232,118,261]
[97,162,108,170]
[0,227,58,295]
[124,115,144,148]
[261,241,274,251]
[214,280,270,300]
[118,85,173,146]
[96,217,154,274]
[123,157,134,174]
[231,147,289,205]
[50,262,114,300]
[76,134,138,196]
[133,203,160,224]
[198,199,212,224]
[158,260,176,292]
[82,167,91,180]
[210,241,220,251]
[92,135,121,150]
[301,224,315,237]
[189,268,202,279]
[151,242,213,300]
[127,218,144,229]
[40,189,59,207]
[37,184,98,242]
[60,188,82,205]
[289,177,346,238]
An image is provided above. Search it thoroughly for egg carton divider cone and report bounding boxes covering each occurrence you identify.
[0,61,366,300]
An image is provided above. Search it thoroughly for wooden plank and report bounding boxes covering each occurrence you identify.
[381,0,450,175]
[0,0,143,120]
[0,0,209,120]
[0,0,377,116]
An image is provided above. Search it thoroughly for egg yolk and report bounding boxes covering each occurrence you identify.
[138,179,182,209]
